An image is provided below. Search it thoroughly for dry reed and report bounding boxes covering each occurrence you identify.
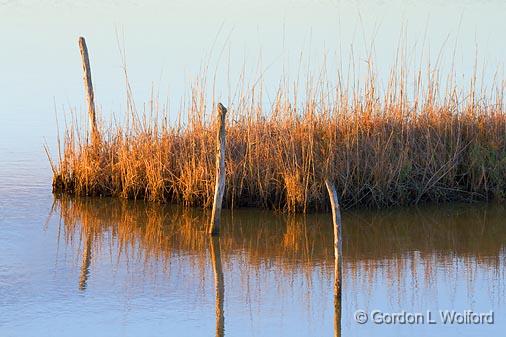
[49,56,506,212]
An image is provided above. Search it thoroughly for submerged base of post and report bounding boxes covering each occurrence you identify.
[209,219,220,236]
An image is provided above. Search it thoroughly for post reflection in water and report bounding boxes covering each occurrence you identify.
[334,255,341,337]
[78,231,92,291]
[55,196,506,336]
[210,237,225,337]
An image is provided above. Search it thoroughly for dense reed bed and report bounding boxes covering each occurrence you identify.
[49,59,506,212]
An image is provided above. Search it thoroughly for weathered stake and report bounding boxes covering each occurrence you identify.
[78,37,99,144]
[324,178,343,332]
[208,103,227,235]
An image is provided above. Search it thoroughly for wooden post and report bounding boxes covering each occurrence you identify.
[208,103,227,235]
[78,37,99,144]
[210,237,225,337]
[325,178,343,333]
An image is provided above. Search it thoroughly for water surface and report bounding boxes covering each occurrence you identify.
[1,193,505,336]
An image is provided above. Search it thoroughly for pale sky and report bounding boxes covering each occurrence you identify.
[0,0,504,151]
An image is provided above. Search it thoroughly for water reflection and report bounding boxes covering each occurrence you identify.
[78,231,92,291]
[53,196,506,336]
[335,255,342,337]
[57,197,506,270]
[210,237,225,337]
[57,197,335,272]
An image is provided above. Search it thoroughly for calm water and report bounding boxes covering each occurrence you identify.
[1,1,506,336]
[1,193,506,337]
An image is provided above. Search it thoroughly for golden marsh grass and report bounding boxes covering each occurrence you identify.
[49,57,506,212]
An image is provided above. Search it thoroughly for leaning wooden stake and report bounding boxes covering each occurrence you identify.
[208,103,227,235]
[78,37,99,144]
[325,178,343,329]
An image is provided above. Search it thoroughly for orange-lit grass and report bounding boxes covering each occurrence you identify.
[49,61,506,212]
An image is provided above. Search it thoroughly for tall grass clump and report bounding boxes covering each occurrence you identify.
[48,53,506,212]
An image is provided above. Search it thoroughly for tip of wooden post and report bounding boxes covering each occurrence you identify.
[217,103,227,114]
[78,37,87,49]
